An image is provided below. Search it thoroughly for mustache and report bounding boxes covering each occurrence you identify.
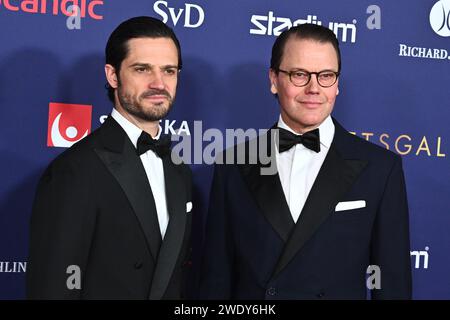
[140,89,171,99]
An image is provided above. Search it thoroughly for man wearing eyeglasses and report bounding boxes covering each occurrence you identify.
[200,23,412,299]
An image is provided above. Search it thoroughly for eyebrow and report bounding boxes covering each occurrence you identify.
[128,63,179,69]
[289,68,338,72]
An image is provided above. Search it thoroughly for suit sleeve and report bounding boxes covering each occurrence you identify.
[199,164,235,299]
[26,158,96,299]
[370,155,412,299]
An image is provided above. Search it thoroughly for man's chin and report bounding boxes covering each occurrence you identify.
[143,108,171,122]
[141,99,170,110]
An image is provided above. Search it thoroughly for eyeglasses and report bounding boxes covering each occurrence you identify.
[277,68,340,88]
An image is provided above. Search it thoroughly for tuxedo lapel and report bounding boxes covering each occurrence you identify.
[149,155,188,300]
[273,123,368,277]
[240,129,294,242]
[93,117,162,262]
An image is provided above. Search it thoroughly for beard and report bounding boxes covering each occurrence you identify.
[117,85,174,122]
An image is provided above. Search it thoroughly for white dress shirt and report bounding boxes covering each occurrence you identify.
[111,109,169,239]
[275,115,335,223]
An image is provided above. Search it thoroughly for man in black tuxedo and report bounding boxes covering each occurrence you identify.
[26,17,192,299]
[200,24,412,299]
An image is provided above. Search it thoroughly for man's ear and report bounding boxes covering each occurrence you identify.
[105,64,118,89]
[269,69,278,94]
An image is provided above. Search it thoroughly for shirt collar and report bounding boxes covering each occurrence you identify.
[277,114,335,149]
[111,108,161,149]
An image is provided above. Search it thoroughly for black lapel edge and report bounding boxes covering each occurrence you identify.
[94,119,162,262]
[272,142,368,277]
[239,128,295,242]
[149,157,188,299]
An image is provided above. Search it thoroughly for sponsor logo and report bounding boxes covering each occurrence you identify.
[399,2,450,61]
[153,0,204,28]
[47,102,92,148]
[99,115,191,136]
[430,0,450,37]
[0,0,104,19]
[0,261,26,273]
[249,12,357,43]
[399,44,449,61]
[350,131,446,158]
[411,247,429,269]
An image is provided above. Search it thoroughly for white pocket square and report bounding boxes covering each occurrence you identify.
[335,200,366,212]
[186,201,193,213]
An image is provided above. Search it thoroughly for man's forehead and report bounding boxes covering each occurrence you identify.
[124,37,178,62]
[281,38,338,63]
[125,37,176,52]
[284,37,334,49]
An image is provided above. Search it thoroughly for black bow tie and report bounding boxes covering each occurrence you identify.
[136,131,171,158]
[277,127,321,153]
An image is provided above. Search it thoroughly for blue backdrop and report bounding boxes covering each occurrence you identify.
[0,0,449,299]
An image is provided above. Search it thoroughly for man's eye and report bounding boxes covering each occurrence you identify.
[164,68,177,75]
[292,72,308,78]
[320,72,334,79]
[135,67,147,73]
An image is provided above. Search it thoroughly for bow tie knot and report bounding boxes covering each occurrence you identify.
[277,127,320,153]
[136,131,171,158]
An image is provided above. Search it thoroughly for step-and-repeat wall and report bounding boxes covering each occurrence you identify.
[0,0,449,299]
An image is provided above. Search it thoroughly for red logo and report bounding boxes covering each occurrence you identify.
[0,0,104,20]
[47,102,92,148]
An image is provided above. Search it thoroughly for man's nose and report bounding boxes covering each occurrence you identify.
[305,74,320,93]
[148,71,165,89]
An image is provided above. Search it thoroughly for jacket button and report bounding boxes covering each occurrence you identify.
[266,287,277,296]
[317,292,325,298]
[134,261,143,269]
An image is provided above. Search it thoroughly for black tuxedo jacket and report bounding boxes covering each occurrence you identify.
[27,116,192,299]
[200,119,412,299]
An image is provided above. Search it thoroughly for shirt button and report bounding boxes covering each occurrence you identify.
[134,261,143,269]
[317,292,325,298]
[266,287,277,296]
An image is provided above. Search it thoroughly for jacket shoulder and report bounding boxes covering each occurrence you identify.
[44,126,103,175]
[334,120,401,164]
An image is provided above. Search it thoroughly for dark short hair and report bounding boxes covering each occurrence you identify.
[105,16,182,102]
[270,23,341,73]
